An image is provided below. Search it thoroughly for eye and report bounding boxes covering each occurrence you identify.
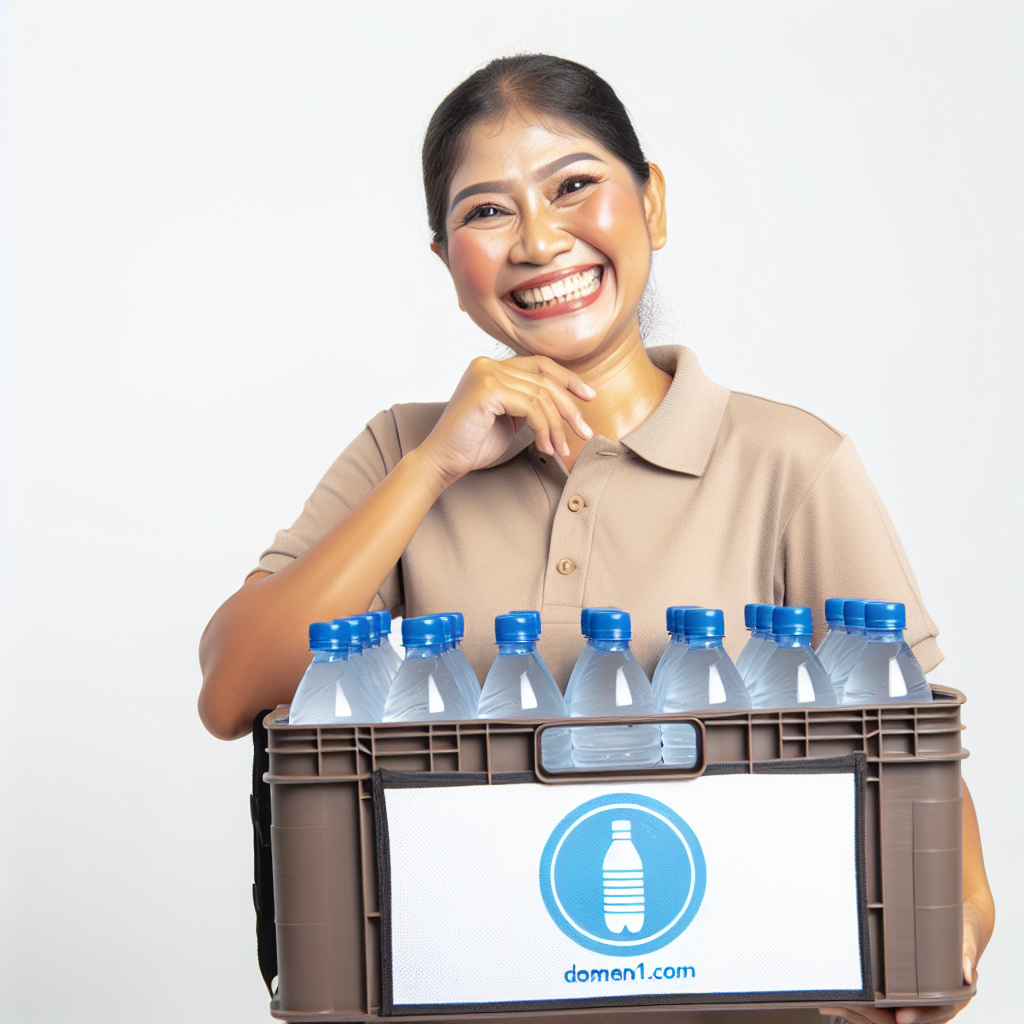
[463,203,506,225]
[557,174,599,197]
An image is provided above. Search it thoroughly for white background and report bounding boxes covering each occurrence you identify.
[1,2,1020,1022]
[386,777,862,1005]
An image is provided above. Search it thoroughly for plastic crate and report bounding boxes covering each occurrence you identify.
[264,686,972,1021]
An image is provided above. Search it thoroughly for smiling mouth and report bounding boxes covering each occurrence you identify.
[510,266,604,311]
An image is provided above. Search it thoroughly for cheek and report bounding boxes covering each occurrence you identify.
[447,232,507,303]
[577,187,649,255]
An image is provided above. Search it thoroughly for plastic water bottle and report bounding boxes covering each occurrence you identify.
[843,602,933,705]
[382,615,477,722]
[750,606,837,708]
[603,819,644,934]
[658,608,752,765]
[478,611,572,768]
[439,612,480,713]
[564,607,619,707]
[346,613,393,707]
[289,620,384,725]
[567,610,662,768]
[815,599,850,674]
[736,603,771,681]
[828,599,870,699]
[373,609,403,680]
[740,603,777,691]
[651,605,700,701]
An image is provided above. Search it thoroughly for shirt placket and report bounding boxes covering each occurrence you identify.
[532,438,625,626]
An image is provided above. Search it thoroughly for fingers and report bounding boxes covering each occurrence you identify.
[824,1006,896,1024]
[894,1003,964,1024]
[520,355,597,402]
[500,359,595,443]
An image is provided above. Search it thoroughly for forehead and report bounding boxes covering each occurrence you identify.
[447,112,616,199]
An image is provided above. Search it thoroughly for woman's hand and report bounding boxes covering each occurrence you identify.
[417,354,595,484]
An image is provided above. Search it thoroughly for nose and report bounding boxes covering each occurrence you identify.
[510,199,574,265]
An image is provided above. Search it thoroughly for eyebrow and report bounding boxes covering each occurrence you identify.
[448,152,605,216]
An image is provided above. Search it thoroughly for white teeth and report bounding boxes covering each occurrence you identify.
[512,266,602,309]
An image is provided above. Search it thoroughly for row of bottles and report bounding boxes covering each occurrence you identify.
[288,602,933,759]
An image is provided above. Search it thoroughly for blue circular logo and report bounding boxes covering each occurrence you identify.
[539,793,706,956]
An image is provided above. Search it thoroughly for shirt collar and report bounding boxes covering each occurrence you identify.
[484,345,730,476]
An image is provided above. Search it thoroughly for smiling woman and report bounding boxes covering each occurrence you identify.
[196,55,993,1023]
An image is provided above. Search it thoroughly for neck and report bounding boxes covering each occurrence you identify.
[561,329,671,470]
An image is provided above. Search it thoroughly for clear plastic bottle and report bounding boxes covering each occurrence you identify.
[750,606,837,709]
[827,599,870,699]
[814,598,851,676]
[659,608,751,765]
[289,620,384,725]
[843,602,933,705]
[346,613,394,707]
[373,609,403,680]
[382,615,477,722]
[567,610,662,768]
[564,607,618,708]
[439,612,480,714]
[740,603,777,691]
[735,603,766,680]
[478,611,572,768]
[651,605,700,706]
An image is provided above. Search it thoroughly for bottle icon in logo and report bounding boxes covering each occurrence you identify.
[603,820,644,934]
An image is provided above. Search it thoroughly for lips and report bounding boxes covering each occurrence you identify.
[505,265,606,320]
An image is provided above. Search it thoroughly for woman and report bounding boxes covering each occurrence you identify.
[198,55,992,1023]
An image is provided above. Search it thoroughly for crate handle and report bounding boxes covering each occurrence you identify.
[533,715,707,784]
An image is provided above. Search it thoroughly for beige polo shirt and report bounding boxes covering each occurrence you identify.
[256,345,941,687]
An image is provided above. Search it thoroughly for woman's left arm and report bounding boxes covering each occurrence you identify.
[824,780,995,1024]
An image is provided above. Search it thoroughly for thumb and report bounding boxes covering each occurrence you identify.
[962,909,980,985]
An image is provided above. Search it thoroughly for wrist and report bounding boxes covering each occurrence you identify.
[400,446,462,497]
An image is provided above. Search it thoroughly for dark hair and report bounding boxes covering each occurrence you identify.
[422,54,650,248]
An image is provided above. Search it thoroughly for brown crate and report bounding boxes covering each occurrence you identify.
[265,687,973,1021]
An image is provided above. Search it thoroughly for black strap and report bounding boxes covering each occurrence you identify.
[251,710,277,995]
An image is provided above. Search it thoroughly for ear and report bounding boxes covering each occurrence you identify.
[643,163,668,251]
[430,241,466,312]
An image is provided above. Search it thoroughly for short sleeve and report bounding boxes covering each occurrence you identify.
[779,435,942,672]
[251,409,405,615]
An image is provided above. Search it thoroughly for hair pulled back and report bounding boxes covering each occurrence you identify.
[422,54,650,248]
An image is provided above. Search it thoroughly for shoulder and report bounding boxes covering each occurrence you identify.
[719,390,848,467]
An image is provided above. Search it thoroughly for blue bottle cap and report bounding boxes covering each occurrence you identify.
[684,608,725,637]
[772,606,813,636]
[667,605,700,633]
[443,611,465,641]
[865,601,906,630]
[508,610,542,636]
[744,604,758,628]
[309,619,359,650]
[755,604,776,630]
[843,600,868,628]
[401,615,448,647]
[495,612,541,643]
[374,610,392,636]
[345,613,378,643]
[589,609,631,641]
[824,598,853,625]
[581,606,618,637]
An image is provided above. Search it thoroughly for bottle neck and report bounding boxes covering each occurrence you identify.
[773,633,812,648]
[311,647,350,662]
[753,628,769,639]
[497,640,537,656]
[865,628,904,643]
[593,638,629,652]
[667,633,687,644]
[686,635,724,650]
[846,625,866,636]
[405,643,445,659]
[826,622,846,634]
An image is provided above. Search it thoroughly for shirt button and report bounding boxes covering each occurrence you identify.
[556,558,576,575]
[567,494,584,512]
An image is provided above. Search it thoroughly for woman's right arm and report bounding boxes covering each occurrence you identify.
[197,355,594,740]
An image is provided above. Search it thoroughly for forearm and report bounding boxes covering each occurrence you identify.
[198,448,449,739]
[961,781,995,971]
